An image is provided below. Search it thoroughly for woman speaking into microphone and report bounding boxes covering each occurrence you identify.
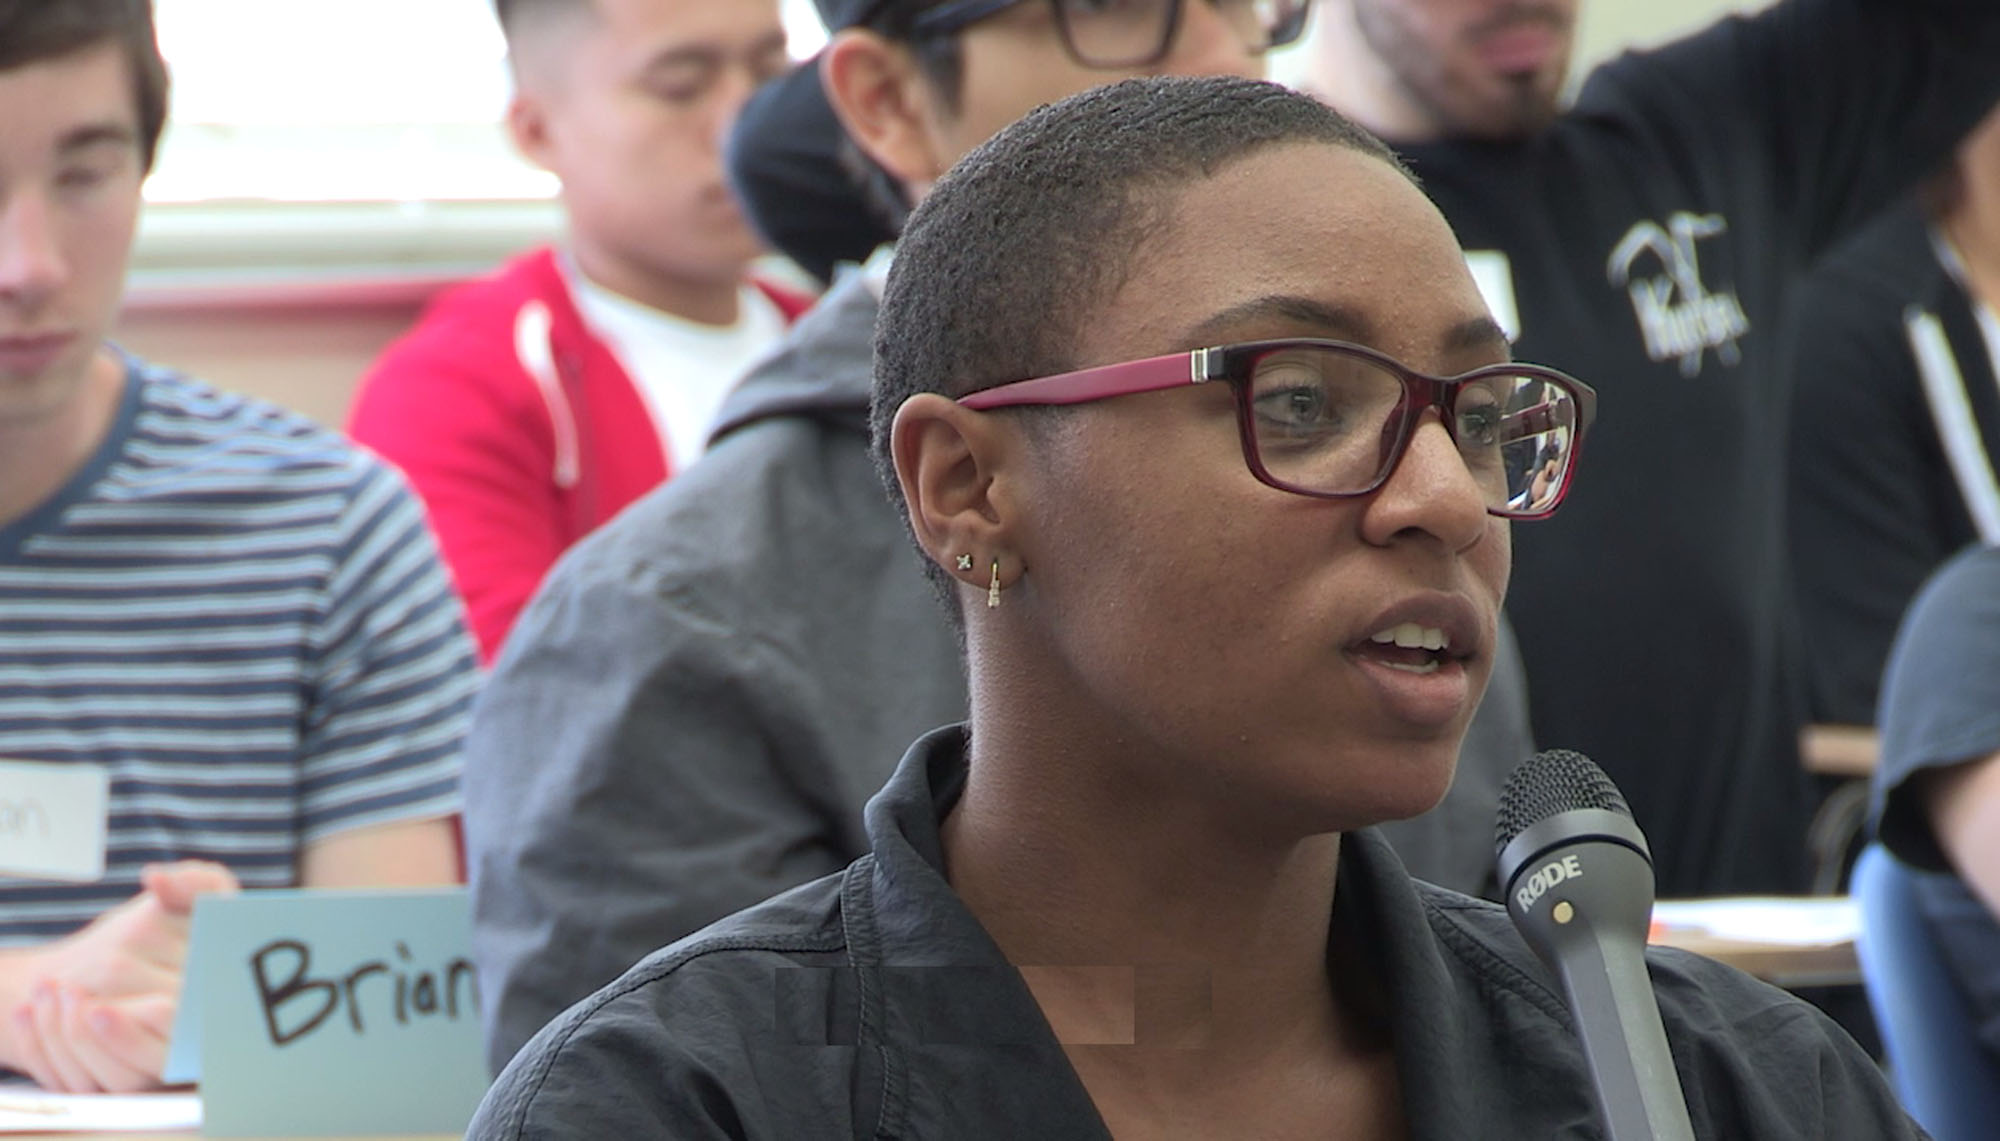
[472,75,1918,1141]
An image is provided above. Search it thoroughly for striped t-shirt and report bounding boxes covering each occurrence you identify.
[0,359,476,943]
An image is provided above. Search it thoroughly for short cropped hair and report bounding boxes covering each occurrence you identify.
[492,0,592,40]
[869,75,1412,620]
[0,0,170,171]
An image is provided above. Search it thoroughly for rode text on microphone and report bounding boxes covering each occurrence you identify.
[1494,749,1695,1141]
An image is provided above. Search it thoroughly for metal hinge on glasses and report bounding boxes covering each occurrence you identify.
[1190,346,1222,383]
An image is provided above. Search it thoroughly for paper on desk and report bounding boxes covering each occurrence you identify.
[0,1085,201,1133]
[1651,896,1861,946]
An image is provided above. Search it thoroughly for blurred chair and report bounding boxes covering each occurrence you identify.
[1853,843,2000,1140]
[1802,726,1879,895]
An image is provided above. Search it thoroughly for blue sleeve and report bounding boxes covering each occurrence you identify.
[1870,544,2000,871]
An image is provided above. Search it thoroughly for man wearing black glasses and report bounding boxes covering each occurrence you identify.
[463,0,1435,1078]
[1307,1,2000,903]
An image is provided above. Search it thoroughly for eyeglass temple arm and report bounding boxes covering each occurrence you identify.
[957,351,1207,410]
[1499,400,1561,443]
[1497,385,1597,440]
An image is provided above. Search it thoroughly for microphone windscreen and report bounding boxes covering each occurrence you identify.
[1495,748,1633,854]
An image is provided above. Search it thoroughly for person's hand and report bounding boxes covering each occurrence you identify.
[1528,459,1559,506]
[6,861,239,1092]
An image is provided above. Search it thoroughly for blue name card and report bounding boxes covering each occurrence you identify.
[163,888,489,1137]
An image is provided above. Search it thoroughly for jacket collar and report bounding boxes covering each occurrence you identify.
[842,726,1533,1138]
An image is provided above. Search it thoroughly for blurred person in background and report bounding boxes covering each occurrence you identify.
[1869,544,2000,1069]
[1790,106,2000,737]
[1308,0,2000,900]
[347,0,812,662]
[0,0,473,1093]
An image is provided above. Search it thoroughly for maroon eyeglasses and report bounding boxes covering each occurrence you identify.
[957,338,1597,519]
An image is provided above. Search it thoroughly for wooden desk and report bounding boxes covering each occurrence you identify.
[1651,896,1862,989]
[9,1134,455,1140]
[0,1091,455,1139]
[1652,928,1862,988]
[1801,724,1879,778]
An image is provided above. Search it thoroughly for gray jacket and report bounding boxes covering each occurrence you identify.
[463,267,1536,1074]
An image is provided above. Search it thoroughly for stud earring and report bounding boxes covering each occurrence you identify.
[956,554,973,571]
[988,559,1002,609]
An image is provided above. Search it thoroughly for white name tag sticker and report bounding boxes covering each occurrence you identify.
[0,759,111,882]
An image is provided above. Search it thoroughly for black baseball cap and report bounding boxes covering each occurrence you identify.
[725,60,898,285]
[724,0,950,281]
[813,0,899,31]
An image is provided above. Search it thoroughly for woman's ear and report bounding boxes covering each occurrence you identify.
[891,394,1019,586]
[821,29,951,191]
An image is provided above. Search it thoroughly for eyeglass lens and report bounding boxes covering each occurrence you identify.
[1053,0,1309,67]
[1244,346,1579,514]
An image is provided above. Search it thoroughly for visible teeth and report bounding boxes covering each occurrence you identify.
[1380,659,1442,675]
[1369,622,1449,651]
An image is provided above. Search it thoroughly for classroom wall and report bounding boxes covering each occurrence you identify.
[112,197,560,428]
[118,0,1764,429]
[113,291,439,429]
[1574,0,1764,66]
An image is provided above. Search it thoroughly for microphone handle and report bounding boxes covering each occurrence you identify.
[1539,844,1697,1141]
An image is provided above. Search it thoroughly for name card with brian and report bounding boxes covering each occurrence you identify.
[164,887,489,1137]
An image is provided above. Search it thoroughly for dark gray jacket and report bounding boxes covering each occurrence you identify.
[463,264,1536,1074]
[470,726,1920,1140]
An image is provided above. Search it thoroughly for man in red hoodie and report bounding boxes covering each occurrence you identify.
[349,0,811,661]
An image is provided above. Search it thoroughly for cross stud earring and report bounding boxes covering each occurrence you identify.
[956,554,974,571]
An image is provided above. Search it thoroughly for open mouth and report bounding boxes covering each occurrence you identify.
[1363,622,1452,675]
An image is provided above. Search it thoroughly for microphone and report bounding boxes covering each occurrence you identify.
[1494,749,1695,1141]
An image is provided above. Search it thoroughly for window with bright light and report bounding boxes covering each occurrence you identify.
[147,0,828,205]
